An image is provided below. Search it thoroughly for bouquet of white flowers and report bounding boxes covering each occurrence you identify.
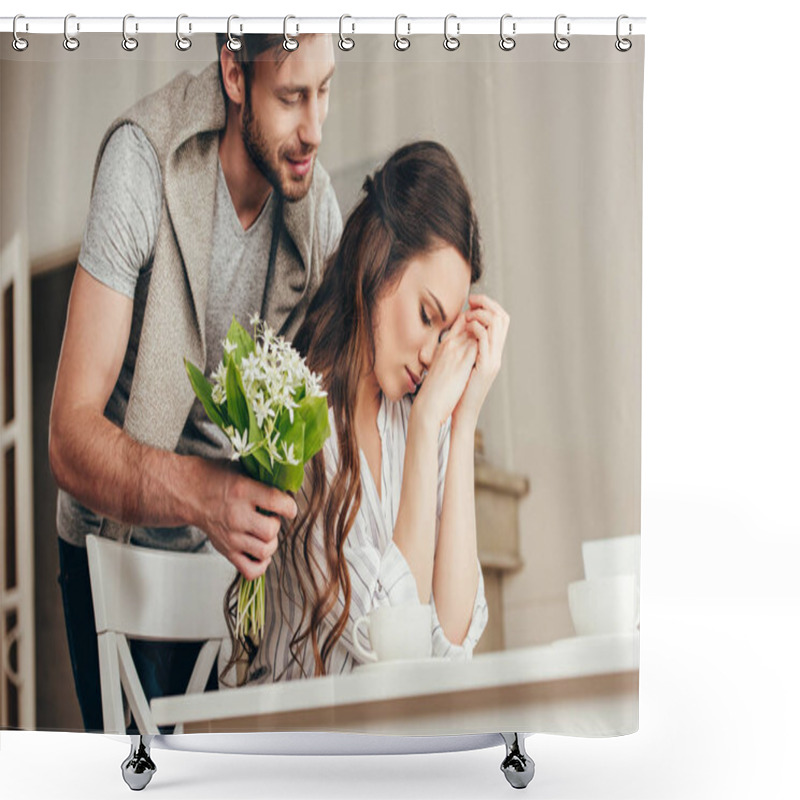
[185,314,330,646]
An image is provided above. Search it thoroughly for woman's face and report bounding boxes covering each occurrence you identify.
[371,244,472,402]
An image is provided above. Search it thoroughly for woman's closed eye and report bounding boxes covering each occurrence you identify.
[421,304,449,343]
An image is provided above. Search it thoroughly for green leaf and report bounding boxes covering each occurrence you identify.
[298,395,331,462]
[247,398,262,450]
[240,452,261,482]
[251,446,277,485]
[225,315,255,367]
[270,422,306,492]
[251,420,306,492]
[275,461,306,493]
[184,359,228,429]
[225,360,249,432]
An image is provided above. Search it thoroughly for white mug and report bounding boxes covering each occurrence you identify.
[568,575,639,636]
[352,604,433,664]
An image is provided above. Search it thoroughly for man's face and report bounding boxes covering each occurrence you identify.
[241,35,336,202]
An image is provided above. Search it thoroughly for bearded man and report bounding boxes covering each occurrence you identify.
[49,33,341,733]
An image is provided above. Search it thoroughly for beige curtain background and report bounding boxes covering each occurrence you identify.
[1,32,642,728]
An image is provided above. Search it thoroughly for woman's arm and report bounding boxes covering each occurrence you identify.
[431,419,480,644]
[432,293,511,645]
[390,412,440,604]
[391,311,478,602]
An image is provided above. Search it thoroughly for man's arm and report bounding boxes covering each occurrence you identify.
[49,266,296,581]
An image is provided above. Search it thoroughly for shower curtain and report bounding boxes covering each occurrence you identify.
[0,20,643,741]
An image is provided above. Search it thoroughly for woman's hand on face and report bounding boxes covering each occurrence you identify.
[451,294,510,431]
[412,312,478,429]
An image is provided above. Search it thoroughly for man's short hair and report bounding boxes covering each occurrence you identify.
[215,33,312,103]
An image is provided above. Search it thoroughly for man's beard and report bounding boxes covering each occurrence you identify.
[241,95,315,203]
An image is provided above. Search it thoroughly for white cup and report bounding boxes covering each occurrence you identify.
[581,534,641,580]
[568,575,638,636]
[580,534,641,630]
[352,604,433,664]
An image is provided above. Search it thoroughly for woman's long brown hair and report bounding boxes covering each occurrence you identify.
[222,141,483,683]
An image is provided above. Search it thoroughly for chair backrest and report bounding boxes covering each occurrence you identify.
[85,534,237,734]
[86,534,235,640]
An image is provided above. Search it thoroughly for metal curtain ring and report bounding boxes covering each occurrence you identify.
[283,16,299,51]
[122,14,139,51]
[63,14,80,51]
[499,14,516,51]
[175,14,192,51]
[227,15,242,52]
[615,14,632,52]
[394,15,410,51]
[553,14,570,51]
[444,14,460,51]
[339,14,355,51]
[12,15,29,52]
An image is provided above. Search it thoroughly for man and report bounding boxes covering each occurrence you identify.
[49,33,340,733]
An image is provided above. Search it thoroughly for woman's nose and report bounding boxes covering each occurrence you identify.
[420,331,439,368]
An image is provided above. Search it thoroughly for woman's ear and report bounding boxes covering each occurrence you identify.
[219,46,246,107]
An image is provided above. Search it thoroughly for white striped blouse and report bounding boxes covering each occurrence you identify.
[247,391,489,683]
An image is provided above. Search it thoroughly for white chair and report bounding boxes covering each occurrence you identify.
[86,533,237,734]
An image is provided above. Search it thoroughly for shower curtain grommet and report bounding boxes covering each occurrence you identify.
[12,15,29,52]
[444,14,461,51]
[339,14,355,51]
[499,14,516,51]
[394,15,411,51]
[175,14,192,51]
[226,15,242,52]
[62,14,80,51]
[553,15,571,52]
[615,14,633,51]
[121,15,139,52]
[283,16,299,52]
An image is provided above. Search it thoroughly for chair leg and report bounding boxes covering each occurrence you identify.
[121,735,157,791]
[500,733,535,789]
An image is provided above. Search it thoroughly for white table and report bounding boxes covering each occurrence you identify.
[151,633,639,737]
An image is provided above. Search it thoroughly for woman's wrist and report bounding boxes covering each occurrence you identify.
[409,401,441,440]
[451,406,479,437]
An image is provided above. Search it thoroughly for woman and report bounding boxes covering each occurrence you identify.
[224,141,510,682]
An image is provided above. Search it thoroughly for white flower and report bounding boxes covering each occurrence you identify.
[280,441,300,466]
[211,383,226,405]
[214,319,328,467]
[210,360,226,384]
[305,371,327,399]
[261,430,282,467]
[252,391,274,428]
[240,352,261,390]
[283,394,299,425]
[228,428,253,461]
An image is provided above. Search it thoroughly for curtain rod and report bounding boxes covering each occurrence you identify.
[1,16,646,37]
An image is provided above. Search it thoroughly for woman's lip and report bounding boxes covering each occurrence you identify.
[406,367,420,390]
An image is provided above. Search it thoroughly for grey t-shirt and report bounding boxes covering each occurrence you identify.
[57,123,342,551]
